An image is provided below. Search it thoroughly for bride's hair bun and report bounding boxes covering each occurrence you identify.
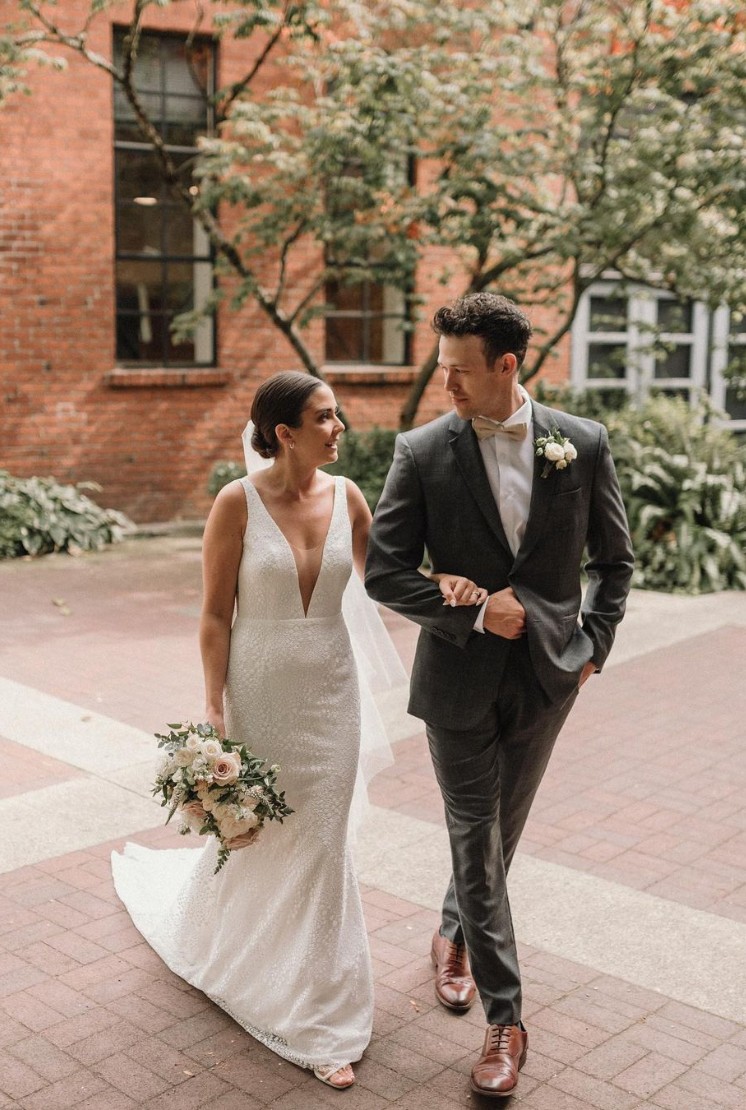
[250,424,275,459]
[250,371,321,458]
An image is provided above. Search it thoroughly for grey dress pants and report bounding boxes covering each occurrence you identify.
[425,636,579,1025]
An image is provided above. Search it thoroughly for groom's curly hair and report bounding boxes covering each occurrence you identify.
[432,293,532,368]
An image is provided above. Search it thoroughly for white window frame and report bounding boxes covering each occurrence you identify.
[571,282,708,406]
[710,306,746,432]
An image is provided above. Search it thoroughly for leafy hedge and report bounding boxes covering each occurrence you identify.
[208,395,746,594]
[538,390,746,593]
[0,471,133,559]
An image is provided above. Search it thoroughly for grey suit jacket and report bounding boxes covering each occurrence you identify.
[365,401,634,728]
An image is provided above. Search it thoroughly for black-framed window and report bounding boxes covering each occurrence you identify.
[113,29,216,367]
[324,280,410,364]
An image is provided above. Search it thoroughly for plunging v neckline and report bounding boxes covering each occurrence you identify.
[248,478,337,618]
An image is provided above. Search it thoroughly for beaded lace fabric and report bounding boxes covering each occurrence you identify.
[112,475,373,1069]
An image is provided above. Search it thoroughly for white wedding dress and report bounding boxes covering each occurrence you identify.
[112,475,373,1070]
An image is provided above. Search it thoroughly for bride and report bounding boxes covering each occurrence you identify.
[112,370,484,1089]
[111,368,395,1087]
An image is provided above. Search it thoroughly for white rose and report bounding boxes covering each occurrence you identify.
[543,442,565,462]
[217,808,260,840]
[202,739,222,760]
[555,458,568,469]
[563,443,577,461]
[175,748,195,767]
[156,753,176,778]
[185,736,202,753]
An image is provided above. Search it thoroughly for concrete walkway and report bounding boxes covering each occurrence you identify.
[1,536,745,1109]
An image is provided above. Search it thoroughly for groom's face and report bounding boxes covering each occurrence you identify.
[439,334,501,420]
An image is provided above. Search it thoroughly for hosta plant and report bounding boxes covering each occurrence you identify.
[0,471,133,559]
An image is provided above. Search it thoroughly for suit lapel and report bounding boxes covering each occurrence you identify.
[513,401,562,565]
[448,416,512,556]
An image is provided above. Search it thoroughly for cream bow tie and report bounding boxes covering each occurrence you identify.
[472,416,529,441]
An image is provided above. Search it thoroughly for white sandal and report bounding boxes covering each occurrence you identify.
[312,1063,355,1089]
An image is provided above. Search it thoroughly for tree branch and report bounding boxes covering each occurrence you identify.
[216,2,292,118]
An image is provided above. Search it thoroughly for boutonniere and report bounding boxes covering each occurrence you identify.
[534,429,577,478]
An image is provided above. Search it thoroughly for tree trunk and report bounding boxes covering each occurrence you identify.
[399,340,440,429]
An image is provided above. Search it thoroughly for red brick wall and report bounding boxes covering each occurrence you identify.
[0,1,570,523]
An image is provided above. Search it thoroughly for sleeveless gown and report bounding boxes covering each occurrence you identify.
[112,475,373,1070]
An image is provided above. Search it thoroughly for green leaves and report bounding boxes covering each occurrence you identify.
[0,471,134,559]
[608,398,746,593]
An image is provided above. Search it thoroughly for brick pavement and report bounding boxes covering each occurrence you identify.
[1,538,745,1109]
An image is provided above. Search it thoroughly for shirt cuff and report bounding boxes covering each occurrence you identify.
[473,597,489,634]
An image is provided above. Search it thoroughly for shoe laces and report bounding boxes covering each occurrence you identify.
[487,1024,513,1053]
[444,940,467,979]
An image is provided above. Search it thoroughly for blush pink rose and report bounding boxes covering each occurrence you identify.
[212,752,242,786]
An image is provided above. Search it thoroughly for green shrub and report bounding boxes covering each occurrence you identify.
[534,387,746,592]
[326,427,398,510]
[207,460,247,496]
[0,471,133,559]
[607,398,746,593]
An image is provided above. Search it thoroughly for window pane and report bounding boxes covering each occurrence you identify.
[326,282,364,312]
[588,388,629,411]
[654,345,691,379]
[164,205,204,256]
[114,89,162,142]
[118,203,162,254]
[326,317,364,361]
[725,387,746,420]
[114,32,161,90]
[165,327,195,364]
[116,259,165,312]
[587,343,627,379]
[163,261,196,312]
[651,386,690,401]
[589,296,627,332]
[116,148,163,203]
[657,299,692,333]
[162,38,209,97]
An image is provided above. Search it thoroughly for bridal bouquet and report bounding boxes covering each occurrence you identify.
[153,722,293,873]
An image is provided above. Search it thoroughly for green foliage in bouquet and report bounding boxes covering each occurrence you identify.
[0,471,133,559]
[154,721,293,873]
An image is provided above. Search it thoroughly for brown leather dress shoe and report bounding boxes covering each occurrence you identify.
[470,1023,528,1098]
[430,930,476,1012]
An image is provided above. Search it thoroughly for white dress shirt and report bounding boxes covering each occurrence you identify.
[473,387,534,633]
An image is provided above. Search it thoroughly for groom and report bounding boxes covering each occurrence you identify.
[365,293,633,1099]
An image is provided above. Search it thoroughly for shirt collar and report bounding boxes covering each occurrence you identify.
[477,386,532,427]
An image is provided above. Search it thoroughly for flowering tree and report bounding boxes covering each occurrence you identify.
[1,0,430,400]
[398,0,746,424]
[3,0,745,428]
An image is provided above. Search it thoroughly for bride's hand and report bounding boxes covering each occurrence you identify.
[205,708,226,737]
[435,574,489,608]
[225,828,261,850]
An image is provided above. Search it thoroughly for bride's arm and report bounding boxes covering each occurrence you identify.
[200,481,247,737]
[345,480,373,579]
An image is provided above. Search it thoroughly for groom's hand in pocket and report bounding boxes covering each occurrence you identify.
[483,588,526,640]
[578,661,597,687]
